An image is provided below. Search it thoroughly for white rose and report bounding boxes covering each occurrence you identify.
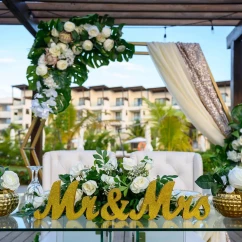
[123,158,136,171]
[51,28,59,37]
[102,26,111,38]
[232,140,240,150]
[96,34,106,43]
[103,39,114,52]
[82,40,93,51]
[57,43,67,52]
[64,21,76,32]
[221,175,227,185]
[104,156,118,170]
[130,176,149,194]
[227,150,241,162]
[70,163,85,178]
[33,196,45,208]
[228,166,242,190]
[84,24,92,31]
[1,171,20,191]
[75,26,83,34]
[49,45,61,57]
[237,136,242,146]
[38,54,46,65]
[36,65,48,76]
[57,60,68,70]
[136,198,144,211]
[101,174,115,186]
[75,189,83,205]
[88,25,100,38]
[116,45,126,52]
[240,129,242,133]
[72,45,82,55]
[82,180,97,196]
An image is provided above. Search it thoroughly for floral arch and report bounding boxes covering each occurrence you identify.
[27,14,135,119]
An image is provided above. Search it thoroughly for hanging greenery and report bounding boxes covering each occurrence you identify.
[27,14,135,119]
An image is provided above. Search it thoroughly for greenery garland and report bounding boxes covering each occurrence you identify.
[27,14,135,118]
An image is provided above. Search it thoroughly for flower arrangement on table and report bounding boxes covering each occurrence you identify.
[195,104,242,217]
[27,14,134,119]
[0,167,20,216]
[18,148,196,221]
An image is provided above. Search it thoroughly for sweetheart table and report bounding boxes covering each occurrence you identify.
[0,208,241,242]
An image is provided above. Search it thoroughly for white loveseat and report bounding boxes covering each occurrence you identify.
[130,151,203,193]
[42,150,115,191]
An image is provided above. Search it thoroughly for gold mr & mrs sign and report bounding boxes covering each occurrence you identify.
[34,181,210,221]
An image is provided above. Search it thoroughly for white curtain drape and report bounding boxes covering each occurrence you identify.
[147,42,225,146]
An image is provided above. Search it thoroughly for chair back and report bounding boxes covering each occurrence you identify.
[130,151,203,193]
[42,150,115,191]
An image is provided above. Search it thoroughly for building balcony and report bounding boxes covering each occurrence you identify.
[0,123,9,130]
[0,111,11,118]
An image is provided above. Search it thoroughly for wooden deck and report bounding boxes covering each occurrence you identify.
[0,232,36,242]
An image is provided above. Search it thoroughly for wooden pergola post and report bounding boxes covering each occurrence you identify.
[227,21,242,108]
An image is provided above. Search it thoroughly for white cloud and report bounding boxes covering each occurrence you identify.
[0,58,16,63]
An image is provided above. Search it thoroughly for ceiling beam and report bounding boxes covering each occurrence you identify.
[24,0,242,4]
[2,0,38,36]
[32,11,242,20]
[25,3,242,12]
[227,20,242,49]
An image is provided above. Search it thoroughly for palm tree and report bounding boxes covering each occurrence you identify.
[145,99,192,151]
[45,103,96,150]
[125,120,145,140]
[84,130,115,150]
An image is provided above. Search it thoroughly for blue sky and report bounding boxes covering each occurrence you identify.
[0,25,233,98]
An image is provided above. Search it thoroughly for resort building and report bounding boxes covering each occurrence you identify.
[1,82,231,141]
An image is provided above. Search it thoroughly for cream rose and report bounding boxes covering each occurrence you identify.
[104,156,118,170]
[103,39,114,52]
[82,40,93,51]
[237,136,242,146]
[75,189,83,205]
[101,174,115,186]
[144,158,153,171]
[49,45,61,57]
[64,21,76,32]
[117,45,126,52]
[72,44,82,55]
[227,150,241,162]
[82,180,97,196]
[96,34,106,43]
[228,166,242,190]
[1,171,20,191]
[232,140,240,150]
[36,65,48,76]
[51,28,59,37]
[70,163,85,178]
[123,158,136,171]
[84,24,92,31]
[102,26,111,38]
[88,25,100,38]
[33,196,45,208]
[57,43,67,52]
[130,176,149,194]
[57,60,68,70]
[75,26,83,34]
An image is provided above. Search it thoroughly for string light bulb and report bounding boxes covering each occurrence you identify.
[164,27,167,41]
[210,20,214,33]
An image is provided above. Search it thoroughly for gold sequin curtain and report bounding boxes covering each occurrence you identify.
[176,43,231,137]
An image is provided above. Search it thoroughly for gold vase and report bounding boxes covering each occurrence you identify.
[0,190,19,217]
[213,190,242,218]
